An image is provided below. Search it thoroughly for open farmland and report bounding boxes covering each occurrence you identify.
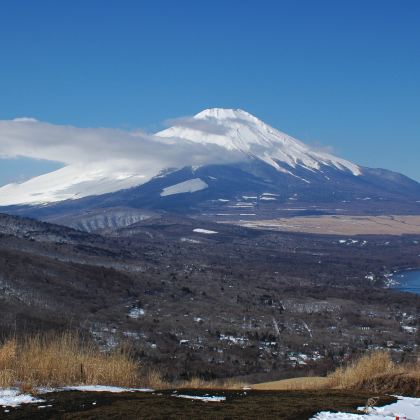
[237,215,420,235]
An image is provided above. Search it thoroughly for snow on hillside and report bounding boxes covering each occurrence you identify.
[193,228,218,234]
[0,164,148,206]
[160,178,208,196]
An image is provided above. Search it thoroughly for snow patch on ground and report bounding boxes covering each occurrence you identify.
[312,396,420,420]
[61,385,154,393]
[174,394,226,402]
[160,178,208,196]
[260,197,276,201]
[312,414,389,419]
[128,307,145,318]
[0,389,44,407]
[193,228,218,234]
[180,237,201,244]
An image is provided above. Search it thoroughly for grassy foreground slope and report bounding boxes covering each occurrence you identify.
[252,351,420,396]
[1,336,417,419]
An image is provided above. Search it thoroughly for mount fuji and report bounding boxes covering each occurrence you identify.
[1,108,420,228]
[157,108,361,177]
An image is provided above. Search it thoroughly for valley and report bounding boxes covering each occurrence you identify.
[0,212,418,383]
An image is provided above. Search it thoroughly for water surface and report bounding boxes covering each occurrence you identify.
[392,270,420,295]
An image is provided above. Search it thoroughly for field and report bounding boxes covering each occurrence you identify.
[252,377,329,391]
[238,215,420,235]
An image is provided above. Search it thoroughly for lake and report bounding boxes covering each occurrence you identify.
[392,270,420,295]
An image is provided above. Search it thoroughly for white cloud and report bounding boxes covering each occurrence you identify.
[0,118,240,168]
[12,117,39,122]
[0,117,242,205]
[164,116,229,135]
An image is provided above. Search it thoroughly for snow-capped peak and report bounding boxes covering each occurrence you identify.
[157,108,361,176]
[194,108,260,123]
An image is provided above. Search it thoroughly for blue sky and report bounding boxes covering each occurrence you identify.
[0,0,419,184]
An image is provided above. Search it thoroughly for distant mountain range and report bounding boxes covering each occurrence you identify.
[1,108,420,228]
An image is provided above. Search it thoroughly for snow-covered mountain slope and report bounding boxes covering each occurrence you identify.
[0,164,149,206]
[157,108,361,176]
[0,108,361,206]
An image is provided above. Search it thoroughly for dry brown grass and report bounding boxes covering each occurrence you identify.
[0,333,246,391]
[6,334,414,395]
[252,351,420,395]
[327,351,420,395]
[0,339,17,388]
[178,377,246,390]
[327,351,396,389]
[238,215,420,235]
[141,369,170,390]
[135,372,245,391]
[0,332,139,389]
[252,376,329,391]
